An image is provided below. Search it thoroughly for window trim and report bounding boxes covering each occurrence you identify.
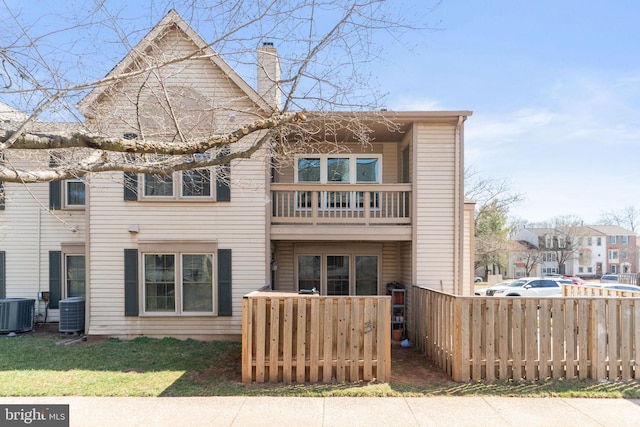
[63,178,86,210]
[294,243,381,296]
[138,241,217,316]
[294,154,382,184]
[139,169,215,202]
[61,243,86,300]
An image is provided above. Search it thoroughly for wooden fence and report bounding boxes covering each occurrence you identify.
[242,292,391,383]
[413,285,640,381]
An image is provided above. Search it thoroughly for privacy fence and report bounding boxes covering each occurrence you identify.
[242,292,391,383]
[413,285,640,381]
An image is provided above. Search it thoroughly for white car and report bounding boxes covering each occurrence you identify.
[476,279,514,296]
[485,277,566,297]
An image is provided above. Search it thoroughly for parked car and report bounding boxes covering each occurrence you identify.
[563,274,586,285]
[485,277,565,297]
[475,279,514,296]
[600,284,640,293]
[600,274,619,284]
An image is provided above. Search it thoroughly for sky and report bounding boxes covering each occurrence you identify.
[2,0,638,225]
[381,1,640,225]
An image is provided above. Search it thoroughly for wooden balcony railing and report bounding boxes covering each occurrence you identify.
[270,184,411,225]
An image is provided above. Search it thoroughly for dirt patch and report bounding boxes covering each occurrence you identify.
[390,342,454,386]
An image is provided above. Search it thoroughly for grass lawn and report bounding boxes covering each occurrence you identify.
[1,324,640,397]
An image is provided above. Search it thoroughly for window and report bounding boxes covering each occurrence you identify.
[588,267,593,273]
[587,237,593,246]
[542,267,558,274]
[65,179,85,207]
[143,252,213,314]
[610,265,618,274]
[545,235,552,248]
[610,236,618,244]
[295,155,381,210]
[296,246,380,296]
[142,169,214,199]
[622,235,630,244]
[558,236,567,248]
[578,267,584,273]
[597,237,602,246]
[66,255,86,297]
[622,249,629,259]
[542,253,557,262]
[608,250,619,261]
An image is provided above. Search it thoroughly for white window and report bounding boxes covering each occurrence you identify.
[610,236,618,244]
[65,255,85,298]
[296,246,380,296]
[578,267,584,273]
[588,267,593,273]
[558,236,567,248]
[587,237,593,246]
[610,265,618,274]
[143,252,214,314]
[608,250,619,261]
[542,267,558,274]
[597,237,602,246]
[64,178,86,208]
[295,155,381,210]
[622,249,629,259]
[542,253,557,262]
[545,235,552,248]
[296,155,380,184]
[143,169,212,199]
[622,235,630,244]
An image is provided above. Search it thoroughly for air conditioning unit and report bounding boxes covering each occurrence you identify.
[0,298,35,333]
[59,297,85,333]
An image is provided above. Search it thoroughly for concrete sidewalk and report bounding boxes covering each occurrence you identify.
[2,396,640,426]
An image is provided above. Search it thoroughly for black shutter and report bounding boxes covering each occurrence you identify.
[49,182,62,209]
[124,172,138,201]
[48,251,62,309]
[49,154,62,209]
[217,249,232,316]
[123,134,138,201]
[216,147,231,202]
[124,249,139,316]
[0,182,5,210]
[0,251,5,298]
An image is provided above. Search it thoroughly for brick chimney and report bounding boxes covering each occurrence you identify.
[257,42,282,111]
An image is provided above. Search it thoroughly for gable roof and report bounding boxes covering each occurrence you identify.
[77,9,272,117]
[587,225,636,236]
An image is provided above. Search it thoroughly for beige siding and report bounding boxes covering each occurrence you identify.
[0,153,86,321]
[413,122,458,292]
[462,201,475,295]
[87,147,270,337]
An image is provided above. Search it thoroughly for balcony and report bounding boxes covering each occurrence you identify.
[270,184,412,240]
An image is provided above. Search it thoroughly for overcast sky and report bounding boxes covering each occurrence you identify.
[382,1,640,225]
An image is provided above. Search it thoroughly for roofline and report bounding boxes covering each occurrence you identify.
[77,9,272,116]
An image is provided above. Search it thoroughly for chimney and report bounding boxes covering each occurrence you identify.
[257,42,282,111]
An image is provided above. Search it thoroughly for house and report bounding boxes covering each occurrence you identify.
[510,225,637,278]
[0,11,474,339]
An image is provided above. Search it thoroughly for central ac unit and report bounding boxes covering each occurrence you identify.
[59,297,85,333]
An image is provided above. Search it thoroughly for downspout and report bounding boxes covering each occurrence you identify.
[454,115,465,295]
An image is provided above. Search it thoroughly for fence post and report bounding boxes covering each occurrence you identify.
[452,296,463,381]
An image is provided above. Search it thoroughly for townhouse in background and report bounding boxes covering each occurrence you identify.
[509,225,638,279]
[0,10,474,339]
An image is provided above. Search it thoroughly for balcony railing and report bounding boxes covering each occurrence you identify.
[271,183,411,225]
